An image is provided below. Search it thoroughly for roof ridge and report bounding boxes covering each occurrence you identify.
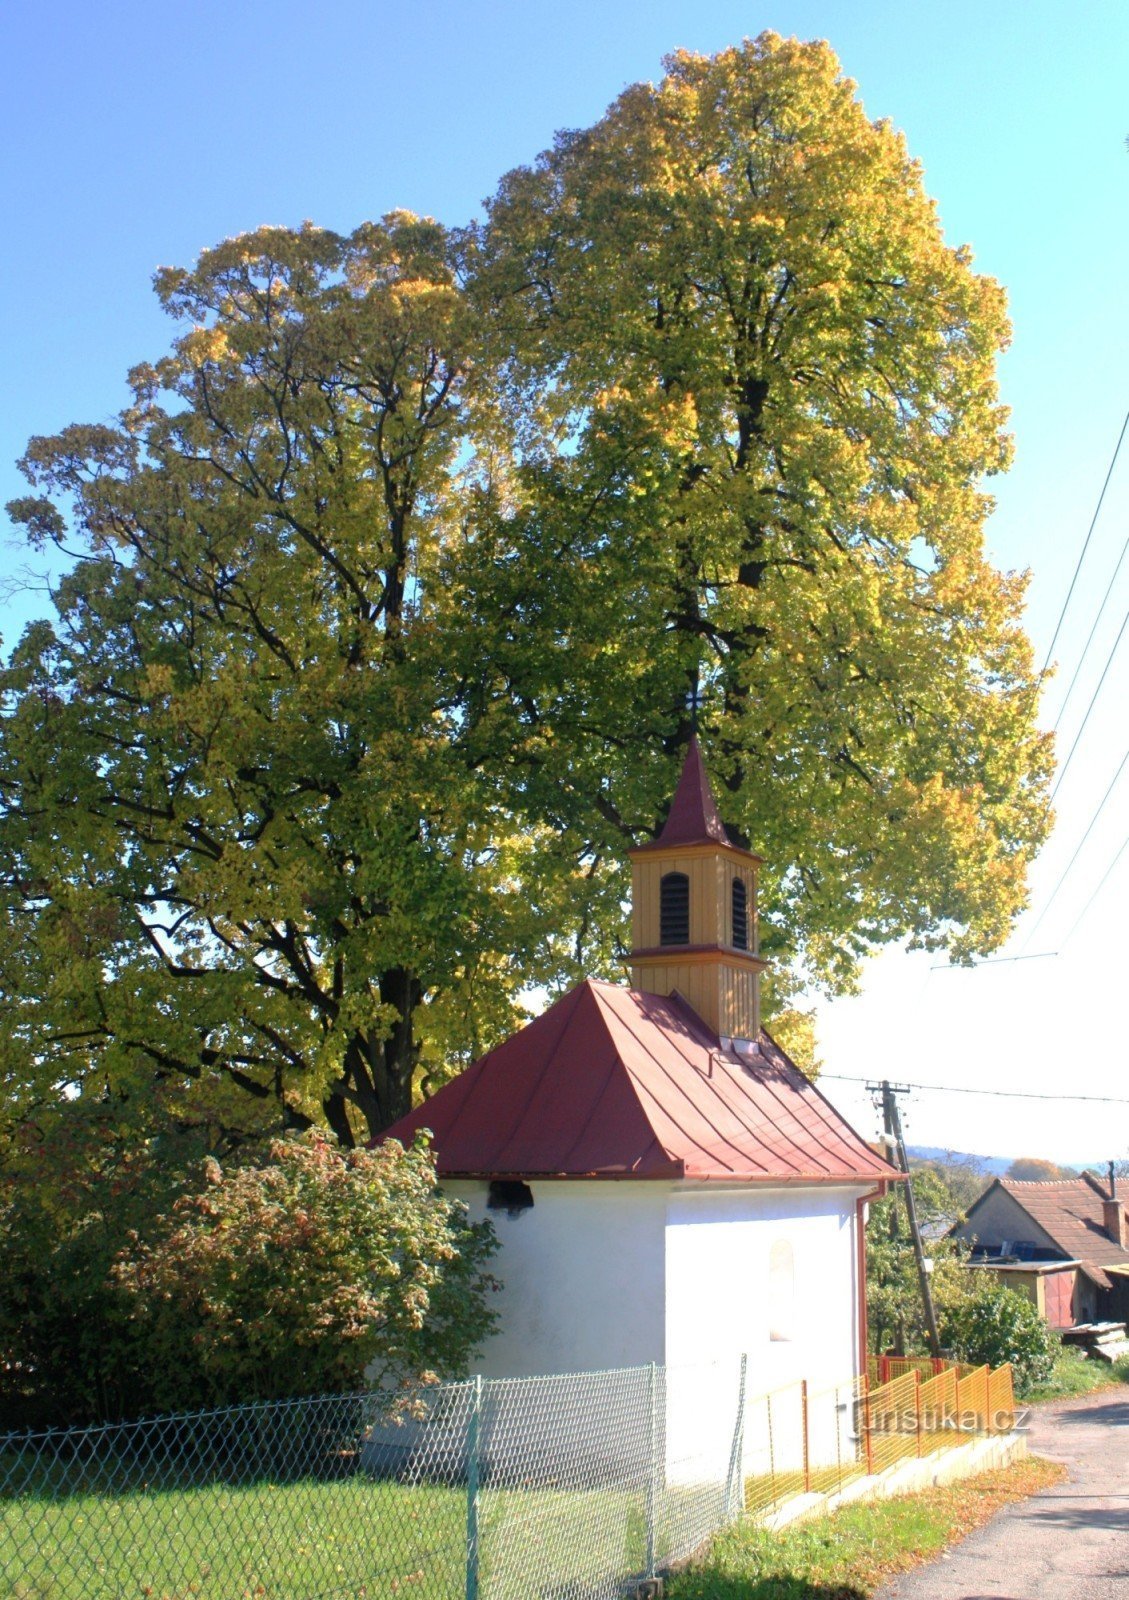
[1002,1176,1090,1187]
[585,979,726,1171]
[549,983,675,1176]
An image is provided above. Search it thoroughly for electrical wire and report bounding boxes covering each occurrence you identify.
[1050,602,1129,801]
[1038,407,1129,684]
[1061,831,1129,949]
[822,1073,1129,1106]
[1055,528,1129,730]
[1024,748,1129,945]
[928,951,1057,970]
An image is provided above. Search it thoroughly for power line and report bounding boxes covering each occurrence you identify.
[1055,527,1129,730]
[928,950,1057,970]
[1024,748,1129,945]
[822,1073,1129,1106]
[1062,831,1129,949]
[1050,602,1129,801]
[1038,406,1129,684]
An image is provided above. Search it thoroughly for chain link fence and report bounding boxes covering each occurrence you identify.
[0,1356,1017,1598]
[1,1360,751,1600]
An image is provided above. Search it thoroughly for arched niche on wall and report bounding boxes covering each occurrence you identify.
[768,1239,795,1342]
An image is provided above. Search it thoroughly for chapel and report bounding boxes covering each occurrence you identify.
[383,740,899,1391]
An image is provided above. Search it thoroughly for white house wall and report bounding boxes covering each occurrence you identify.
[445,1177,868,1486]
[664,1185,868,1482]
[444,1179,668,1378]
[448,1179,865,1383]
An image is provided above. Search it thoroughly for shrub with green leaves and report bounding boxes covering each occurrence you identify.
[117,1130,499,1407]
[939,1279,1056,1396]
[0,1105,218,1429]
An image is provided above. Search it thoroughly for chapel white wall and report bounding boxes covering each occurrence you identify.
[663,1185,868,1480]
[445,1179,668,1378]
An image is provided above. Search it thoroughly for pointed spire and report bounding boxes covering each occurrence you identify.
[652,736,730,849]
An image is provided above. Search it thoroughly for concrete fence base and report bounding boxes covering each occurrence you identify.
[759,1427,1029,1531]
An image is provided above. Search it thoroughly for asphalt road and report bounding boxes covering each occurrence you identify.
[877,1389,1129,1600]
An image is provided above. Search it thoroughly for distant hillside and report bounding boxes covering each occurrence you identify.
[907,1145,1012,1176]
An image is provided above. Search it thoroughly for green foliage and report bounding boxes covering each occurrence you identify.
[866,1169,970,1357]
[1023,1346,1129,1404]
[0,1103,216,1428]
[0,217,619,1145]
[2,35,1051,1151]
[476,33,1052,988]
[939,1279,1056,1396]
[116,1131,498,1408]
[909,1153,989,1215]
[1,1115,496,1426]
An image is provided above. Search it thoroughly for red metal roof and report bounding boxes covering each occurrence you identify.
[381,978,899,1185]
[635,737,732,851]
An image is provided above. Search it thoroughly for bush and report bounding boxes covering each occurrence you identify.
[939,1279,1056,1396]
[0,1107,215,1429]
[117,1130,499,1408]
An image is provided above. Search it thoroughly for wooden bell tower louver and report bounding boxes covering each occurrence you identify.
[628,739,767,1044]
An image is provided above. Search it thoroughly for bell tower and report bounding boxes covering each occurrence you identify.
[628,739,767,1044]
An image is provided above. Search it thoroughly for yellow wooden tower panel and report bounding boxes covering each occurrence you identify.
[627,742,766,1043]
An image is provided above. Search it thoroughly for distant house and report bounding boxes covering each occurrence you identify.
[949,1175,1129,1327]
[383,740,900,1403]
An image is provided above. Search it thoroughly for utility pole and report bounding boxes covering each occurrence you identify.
[869,1079,942,1359]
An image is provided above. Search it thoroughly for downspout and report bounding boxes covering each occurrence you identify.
[856,1183,887,1372]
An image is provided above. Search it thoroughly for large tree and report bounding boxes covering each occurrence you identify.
[1,217,615,1147]
[1,37,1051,1147]
[472,34,1052,988]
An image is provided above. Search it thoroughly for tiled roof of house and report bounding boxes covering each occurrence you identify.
[975,1176,1129,1290]
[380,978,900,1185]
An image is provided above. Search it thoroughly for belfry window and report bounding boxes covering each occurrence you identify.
[732,878,748,951]
[660,872,690,946]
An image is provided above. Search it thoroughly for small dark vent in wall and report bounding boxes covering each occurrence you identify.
[487,1180,534,1217]
[660,872,690,945]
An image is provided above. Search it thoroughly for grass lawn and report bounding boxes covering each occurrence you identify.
[1022,1347,1129,1405]
[1,1469,702,1600]
[4,1474,466,1600]
[665,1456,1066,1600]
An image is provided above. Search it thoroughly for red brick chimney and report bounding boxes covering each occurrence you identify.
[1103,1198,1126,1247]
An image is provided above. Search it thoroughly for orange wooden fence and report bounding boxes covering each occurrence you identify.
[744,1359,1017,1516]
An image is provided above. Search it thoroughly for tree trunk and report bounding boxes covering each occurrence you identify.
[324,966,422,1145]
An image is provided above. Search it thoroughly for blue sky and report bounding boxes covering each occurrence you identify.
[2,0,1127,1162]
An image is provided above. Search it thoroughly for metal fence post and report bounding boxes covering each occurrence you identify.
[466,1374,482,1600]
[914,1369,923,1458]
[801,1379,810,1492]
[862,1377,874,1476]
[646,1362,659,1579]
[725,1353,748,1521]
